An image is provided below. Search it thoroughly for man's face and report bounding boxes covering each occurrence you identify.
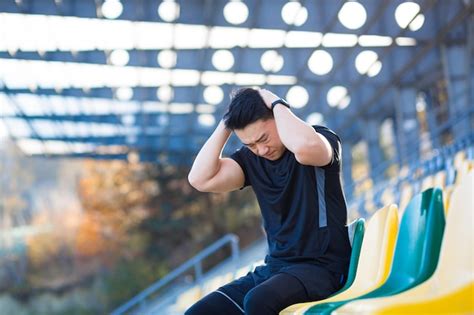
[234,118,286,161]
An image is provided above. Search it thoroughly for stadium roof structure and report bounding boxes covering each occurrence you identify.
[0,0,472,165]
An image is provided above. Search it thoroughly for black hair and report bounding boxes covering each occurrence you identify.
[223,87,273,130]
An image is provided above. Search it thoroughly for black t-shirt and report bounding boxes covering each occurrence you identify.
[230,125,351,274]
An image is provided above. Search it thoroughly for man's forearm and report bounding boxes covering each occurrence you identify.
[258,89,330,165]
[188,120,231,186]
[273,105,332,165]
[273,104,319,154]
[258,89,316,153]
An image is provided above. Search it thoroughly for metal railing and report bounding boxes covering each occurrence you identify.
[111,233,239,315]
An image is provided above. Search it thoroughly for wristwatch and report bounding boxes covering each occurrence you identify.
[271,98,290,111]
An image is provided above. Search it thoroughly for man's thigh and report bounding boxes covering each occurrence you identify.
[279,263,343,301]
[243,272,310,314]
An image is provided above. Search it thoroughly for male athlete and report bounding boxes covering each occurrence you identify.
[186,88,351,314]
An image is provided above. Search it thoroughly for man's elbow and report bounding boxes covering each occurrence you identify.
[294,143,331,166]
[294,151,315,166]
[187,169,200,187]
[188,173,201,190]
[188,173,210,192]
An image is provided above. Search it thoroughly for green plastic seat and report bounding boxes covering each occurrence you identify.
[282,218,365,313]
[305,187,446,314]
[338,218,365,294]
[335,171,474,314]
[281,205,397,315]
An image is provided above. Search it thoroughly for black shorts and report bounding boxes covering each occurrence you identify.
[220,255,345,304]
[185,255,346,315]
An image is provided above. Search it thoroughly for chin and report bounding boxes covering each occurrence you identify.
[268,151,283,160]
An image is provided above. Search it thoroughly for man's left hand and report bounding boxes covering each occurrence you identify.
[258,89,280,109]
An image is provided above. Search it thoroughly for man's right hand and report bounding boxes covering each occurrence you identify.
[188,120,245,193]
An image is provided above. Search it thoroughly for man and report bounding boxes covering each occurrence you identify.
[186,88,351,315]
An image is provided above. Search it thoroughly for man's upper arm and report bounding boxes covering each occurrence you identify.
[198,158,245,193]
[295,126,335,167]
[313,132,334,166]
[313,126,341,169]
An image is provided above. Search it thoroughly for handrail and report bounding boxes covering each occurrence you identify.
[111,233,239,315]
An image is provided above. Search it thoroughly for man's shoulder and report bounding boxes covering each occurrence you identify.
[231,145,252,159]
[229,145,254,168]
[312,125,341,142]
[312,124,337,135]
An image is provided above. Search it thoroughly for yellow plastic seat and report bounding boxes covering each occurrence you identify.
[455,159,473,185]
[377,283,474,315]
[280,204,399,315]
[454,150,466,180]
[443,185,454,215]
[334,171,474,315]
[433,170,447,189]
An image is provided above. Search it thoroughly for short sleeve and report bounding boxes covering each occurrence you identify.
[229,146,251,188]
[313,125,342,171]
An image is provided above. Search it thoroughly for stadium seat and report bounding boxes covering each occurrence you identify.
[380,186,396,207]
[377,283,474,315]
[455,158,473,185]
[421,174,434,191]
[338,218,365,294]
[433,169,447,189]
[333,171,474,315]
[446,164,457,186]
[303,187,445,314]
[280,204,398,315]
[347,218,364,246]
[454,150,467,172]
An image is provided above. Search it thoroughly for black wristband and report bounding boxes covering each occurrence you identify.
[271,99,290,111]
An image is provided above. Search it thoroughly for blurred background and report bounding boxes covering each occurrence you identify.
[0,0,473,314]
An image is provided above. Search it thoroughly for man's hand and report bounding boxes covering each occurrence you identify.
[258,88,280,109]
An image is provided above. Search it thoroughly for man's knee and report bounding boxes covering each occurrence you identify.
[184,292,218,315]
[184,299,208,315]
[185,291,243,315]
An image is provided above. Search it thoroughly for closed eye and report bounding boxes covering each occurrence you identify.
[244,134,267,147]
